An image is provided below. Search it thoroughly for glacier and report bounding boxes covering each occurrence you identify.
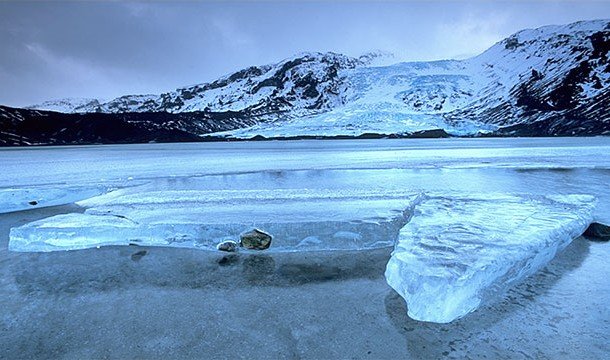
[9,189,422,252]
[385,193,596,323]
[213,20,610,138]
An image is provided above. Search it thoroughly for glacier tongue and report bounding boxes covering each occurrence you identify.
[9,189,422,252]
[385,193,596,324]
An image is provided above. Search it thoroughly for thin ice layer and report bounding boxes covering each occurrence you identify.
[0,186,108,214]
[385,193,595,323]
[9,189,422,252]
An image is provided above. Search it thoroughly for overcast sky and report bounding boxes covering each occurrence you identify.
[1,1,609,107]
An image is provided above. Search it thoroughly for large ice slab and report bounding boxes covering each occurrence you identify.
[385,193,595,323]
[9,189,422,252]
[0,186,108,214]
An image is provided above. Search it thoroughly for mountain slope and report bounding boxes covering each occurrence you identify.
[29,52,375,116]
[0,106,253,146]
[12,19,610,144]
[224,19,610,138]
[449,20,610,135]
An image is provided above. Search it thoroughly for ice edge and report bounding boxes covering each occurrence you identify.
[384,193,597,324]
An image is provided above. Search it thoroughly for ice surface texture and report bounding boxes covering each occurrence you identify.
[5,186,599,324]
[385,193,595,323]
[0,186,107,214]
[9,189,422,252]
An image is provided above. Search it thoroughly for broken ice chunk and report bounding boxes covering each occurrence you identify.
[385,193,595,323]
[10,189,422,252]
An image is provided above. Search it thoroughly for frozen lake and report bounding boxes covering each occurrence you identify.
[2,137,610,188]
[1,138,609,357]
[2,137,610,218]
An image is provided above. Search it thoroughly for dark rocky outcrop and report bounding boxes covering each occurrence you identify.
[0,105,255,146]
[583,222,610,240]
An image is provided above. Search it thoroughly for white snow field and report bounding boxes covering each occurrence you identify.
[2,137,610,324]
[385,193,595,323]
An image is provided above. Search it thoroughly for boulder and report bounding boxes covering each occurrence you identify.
[584,222,610,240]
[240,229,272,250]
[217,240,239,252]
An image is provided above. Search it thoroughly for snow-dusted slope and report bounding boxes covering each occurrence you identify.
[25,98,103,113]
[37,52,366,116]
[450,19,610,134]
[223,60,493,137]
[18,19,610,141]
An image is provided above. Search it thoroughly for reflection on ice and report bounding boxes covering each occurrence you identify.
[385,193,595,323]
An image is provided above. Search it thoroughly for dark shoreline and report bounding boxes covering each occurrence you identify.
[3,127,609,148]
[3,103,610,147]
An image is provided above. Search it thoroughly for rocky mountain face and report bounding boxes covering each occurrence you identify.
[3,20,609,145]
[447,20,610,136]
[28,52,374,116]
[0,106,253,146]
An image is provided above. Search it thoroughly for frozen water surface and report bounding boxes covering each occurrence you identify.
[0,186,108,214]
[385,193,595,323]
[2,137,610,330]
[1,138,610,189]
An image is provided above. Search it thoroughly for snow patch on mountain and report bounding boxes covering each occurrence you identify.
[26,98,103,113]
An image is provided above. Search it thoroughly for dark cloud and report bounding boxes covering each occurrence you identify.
[1,1,609,106]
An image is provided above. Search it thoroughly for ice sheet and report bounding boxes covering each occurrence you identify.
[0,186,108,214]
[2,138,610,190]
[9,189,422,252]
[385,193,596,323]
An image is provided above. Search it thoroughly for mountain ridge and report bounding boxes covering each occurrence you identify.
[3,19,609,145]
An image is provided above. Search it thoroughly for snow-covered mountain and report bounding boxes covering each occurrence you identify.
[8,19,610,145]
[28,52,377,116]
[225,19,610,138]
[25,98,104,113]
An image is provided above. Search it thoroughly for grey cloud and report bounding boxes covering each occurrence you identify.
[1,1,609,107]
